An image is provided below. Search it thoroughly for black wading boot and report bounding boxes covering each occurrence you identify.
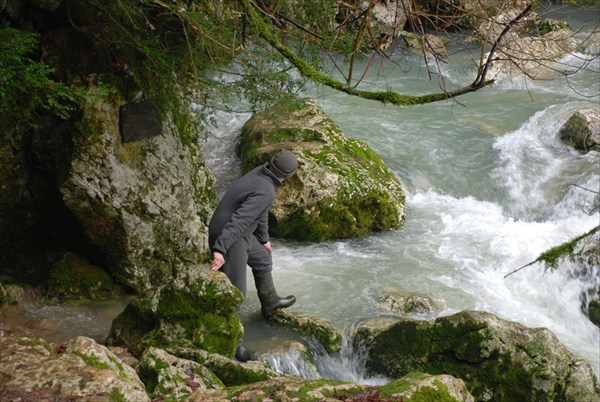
[235,343,260,362]
[254,273,296,318]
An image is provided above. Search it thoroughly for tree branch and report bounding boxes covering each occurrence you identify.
[240,0,495,105]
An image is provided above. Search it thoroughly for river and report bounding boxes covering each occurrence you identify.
[3,4,598,386]
[204,5,600,382]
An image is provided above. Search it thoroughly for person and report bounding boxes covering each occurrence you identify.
[208,150,298,361]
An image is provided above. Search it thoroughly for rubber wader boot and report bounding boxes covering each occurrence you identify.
[255,273,296,318]
[235,343,260,362]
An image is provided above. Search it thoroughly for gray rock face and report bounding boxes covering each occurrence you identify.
[353,310,600,401]
[61,91,215,292]
[238,98,405,242]
[559,108,600,153]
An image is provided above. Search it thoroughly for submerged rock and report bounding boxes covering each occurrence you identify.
[353,310,600,401]
[559,108,600,153]
[239,97,405,242]
[379,287,444,316]
[106,265,243,358]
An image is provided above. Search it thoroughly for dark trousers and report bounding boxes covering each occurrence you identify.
[221,235,272,297]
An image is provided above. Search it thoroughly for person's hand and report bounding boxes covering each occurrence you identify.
[263,241,273,254]
[210,251,225,271]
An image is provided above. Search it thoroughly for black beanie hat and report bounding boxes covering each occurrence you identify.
[270,150,298,179]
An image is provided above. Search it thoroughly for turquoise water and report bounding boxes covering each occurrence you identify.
[203,10,600,380]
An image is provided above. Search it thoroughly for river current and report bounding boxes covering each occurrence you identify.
[204,7,600,381]
[3,4,598,386]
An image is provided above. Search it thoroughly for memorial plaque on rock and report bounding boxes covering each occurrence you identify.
[119,100,162,143]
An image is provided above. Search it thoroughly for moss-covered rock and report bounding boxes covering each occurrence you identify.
[0,283,25,308]
[47,252,122,301]
[353,310,600,401]
[268,309,343,354]
[0,331,149,401]
[138,347,223,401]
[380,372,474,401]
[61,87,215,292]
[559,108,600,153]
[238,97,405,242]
[588,299,600,327]
[166,346,282,387]
[106,265,243,359]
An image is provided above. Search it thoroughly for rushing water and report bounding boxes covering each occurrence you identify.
[203,9,600,382]
[4,5,598,386]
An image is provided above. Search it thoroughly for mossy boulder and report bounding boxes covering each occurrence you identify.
[138,347,223,401]
[269,309,343,354]
[238,98,405,242]
[165,346,282,387]
[106,265,243,358]
[61,88,215,292]
[47,252,122,301]
[0,331,149,401]
[187,373,473,402]
[353,310,600,401]
[0,283,25,308]
[559,108,600,153]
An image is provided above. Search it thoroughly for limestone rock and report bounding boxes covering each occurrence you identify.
[239,98,405,242]
[106,265,243,358]
[336,0,410,51]
[138,347,223,400]
[166,346,282,386]
[0,331,149,402]
[269,309,343,354]
[0,283,24,307]
[379,287,444,316]
[61,89,215,292]
[353,310,600,401]
[559,108,600,153]
[380,373,474,401]
[47,252,122,301]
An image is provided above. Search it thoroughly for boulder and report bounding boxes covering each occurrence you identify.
[187,372,473,401]
[138,347,223,400]
[559,108,600,153]
[61,89,215,292]
[379,287,444,316]
[238,98,405,242]
[336,0,411,51]
[0,330,149,402]
[166,346,282,386]
[106,265,243,358]
[47,252,123,301]
[379,372,474,401]
[353,310,600,401]
[478,11,581,79]
[401,31,448,58]
[269,309,343,354]
[0,283,24,307]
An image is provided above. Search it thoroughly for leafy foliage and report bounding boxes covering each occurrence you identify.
[0,28,80,124]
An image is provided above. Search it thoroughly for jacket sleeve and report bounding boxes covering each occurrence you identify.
[212,192,270,255]
[253,208,270,244]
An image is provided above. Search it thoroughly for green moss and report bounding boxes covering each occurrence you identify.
[16,337,54,353]
[47,253,123,300]
[588,299,600,327]
[538,226,599,269]
[74,350,112,370]
[108,387,128,402]
[406,380,461,402]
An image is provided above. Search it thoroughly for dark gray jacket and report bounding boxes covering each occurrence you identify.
[208,164,281,255]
